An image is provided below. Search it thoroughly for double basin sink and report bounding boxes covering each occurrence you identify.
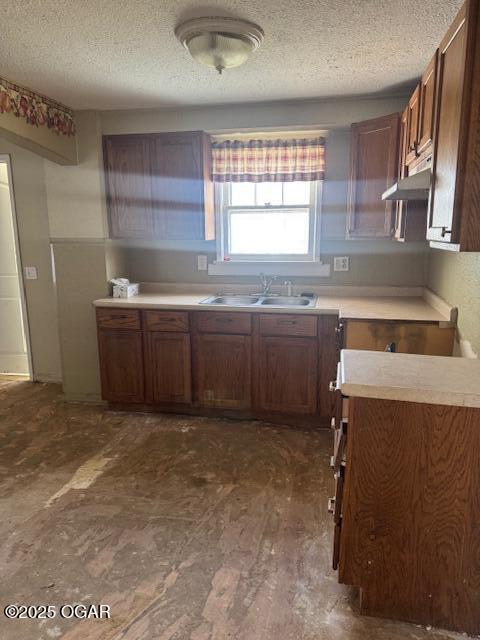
[200,294,317,308]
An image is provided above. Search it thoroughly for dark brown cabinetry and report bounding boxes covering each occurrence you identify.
[405,84,420,166]
[151,131,215,241]
[347,113,400,238]
[256,336,317,414]
[97,327,144,403]
[145,332,191,404]
[330,394,480,635]
[428,0,480,250]
[194,333,252,409]
[103,131,214,241]
[103,135,154,238]
[417,51,438,158]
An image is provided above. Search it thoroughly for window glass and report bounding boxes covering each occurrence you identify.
[228,209,310,255]
[256,182,283,206]
[283,181,310,205]
[230,182,255,206]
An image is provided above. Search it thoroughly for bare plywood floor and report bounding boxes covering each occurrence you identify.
[0,378,461,640]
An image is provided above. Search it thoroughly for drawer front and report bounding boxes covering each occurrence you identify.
[259,314,318,337]
[144,310,189,332]
[195,312,252,335]
[331,422,347,473]
[96,308,141,330]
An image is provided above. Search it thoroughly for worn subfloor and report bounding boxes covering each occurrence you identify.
[0,377,463,640]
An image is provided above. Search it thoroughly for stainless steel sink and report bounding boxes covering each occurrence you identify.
[205,295,261,306]
[200,294,316,308]
[261,296,312,307]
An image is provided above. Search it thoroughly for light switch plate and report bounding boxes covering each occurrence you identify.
[24,266,38,280]
[333,257,349,272]
[197,255,208,271]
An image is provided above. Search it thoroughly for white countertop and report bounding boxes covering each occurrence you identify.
[340,349,480,408]
[93,286,454,324]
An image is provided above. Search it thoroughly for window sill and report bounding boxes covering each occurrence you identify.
[207,261,331,277]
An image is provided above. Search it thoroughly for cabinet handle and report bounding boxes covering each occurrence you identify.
[278,320,296,325]
[329,380,337,393]
[441,227,452,237]
[327,497,336,514]
[157,317,176,322]
[215,317,233,323]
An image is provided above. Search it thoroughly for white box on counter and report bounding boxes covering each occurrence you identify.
[111,279,139,298]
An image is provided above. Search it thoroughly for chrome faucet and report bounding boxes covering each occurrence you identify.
[259,273,277,295]
[284,280,293,296]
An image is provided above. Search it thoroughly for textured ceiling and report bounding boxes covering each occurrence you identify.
[1,0,463,110]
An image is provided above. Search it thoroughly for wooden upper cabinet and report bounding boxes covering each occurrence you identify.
[417,51,438,158]
[103,135,154,238]
[428,0,480,250]
[151,131,215,241]
[347,113,400,238]
[104,131,214,241]
[405,84,421,166]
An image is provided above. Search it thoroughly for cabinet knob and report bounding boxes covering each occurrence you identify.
[329,380,337,393]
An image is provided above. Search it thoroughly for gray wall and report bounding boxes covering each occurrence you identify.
[103,97,428,288]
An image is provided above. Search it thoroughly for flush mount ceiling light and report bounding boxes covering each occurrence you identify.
[175,17,264,74]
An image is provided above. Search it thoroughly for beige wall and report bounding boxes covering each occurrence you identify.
[0,109,77,165]
[0,137,62,381]
[45,111,114,400]
[427,250,480,357]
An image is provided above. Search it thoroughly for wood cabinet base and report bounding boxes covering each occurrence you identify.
[337,397,480,635]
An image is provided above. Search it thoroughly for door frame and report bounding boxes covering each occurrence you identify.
[0,154,33,379]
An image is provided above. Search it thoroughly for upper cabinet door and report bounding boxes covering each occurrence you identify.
[405,84,421,166]
[152,131,215,241]
[428,2,470,247]
[347,113,400,238]
[104,135,154,238]
[417,51,438,158]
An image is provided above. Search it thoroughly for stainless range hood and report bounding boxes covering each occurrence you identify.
[382,167,431,201]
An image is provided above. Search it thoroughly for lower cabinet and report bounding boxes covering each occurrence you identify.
[194,333,252,409]
[145,332,191,404]
[97,329,144,402]
[256,336,318,414]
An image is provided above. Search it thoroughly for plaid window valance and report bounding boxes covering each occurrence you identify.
[211,137,326,183]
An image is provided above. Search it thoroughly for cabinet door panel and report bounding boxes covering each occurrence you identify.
[97,329,144,402]
[145,332,191,404]
[405,85,420,166]
[347,113,399,238]
[194,334,251,409]
[428,10,467,243]
[257,336,317,415]
[417,51,438,157]
[104,136,154,238]
[152,131,214,241]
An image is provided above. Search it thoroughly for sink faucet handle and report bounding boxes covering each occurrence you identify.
[284,280,293,296]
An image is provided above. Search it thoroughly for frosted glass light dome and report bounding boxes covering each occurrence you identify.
[175,17,264,74]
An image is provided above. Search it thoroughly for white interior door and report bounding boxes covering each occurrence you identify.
[0,159,30,375]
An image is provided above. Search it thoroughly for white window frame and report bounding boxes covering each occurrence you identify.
[214,181,323,263]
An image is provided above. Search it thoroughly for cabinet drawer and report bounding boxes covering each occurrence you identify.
[195,312,252,335]
[331,422,347,473]
[96,308,141,330]
[144,310,189,332]
[259,314,317,337]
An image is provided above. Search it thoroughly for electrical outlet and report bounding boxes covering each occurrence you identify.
[24,266,38,280]
[333,257,349,272]
[197,255,208,271]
